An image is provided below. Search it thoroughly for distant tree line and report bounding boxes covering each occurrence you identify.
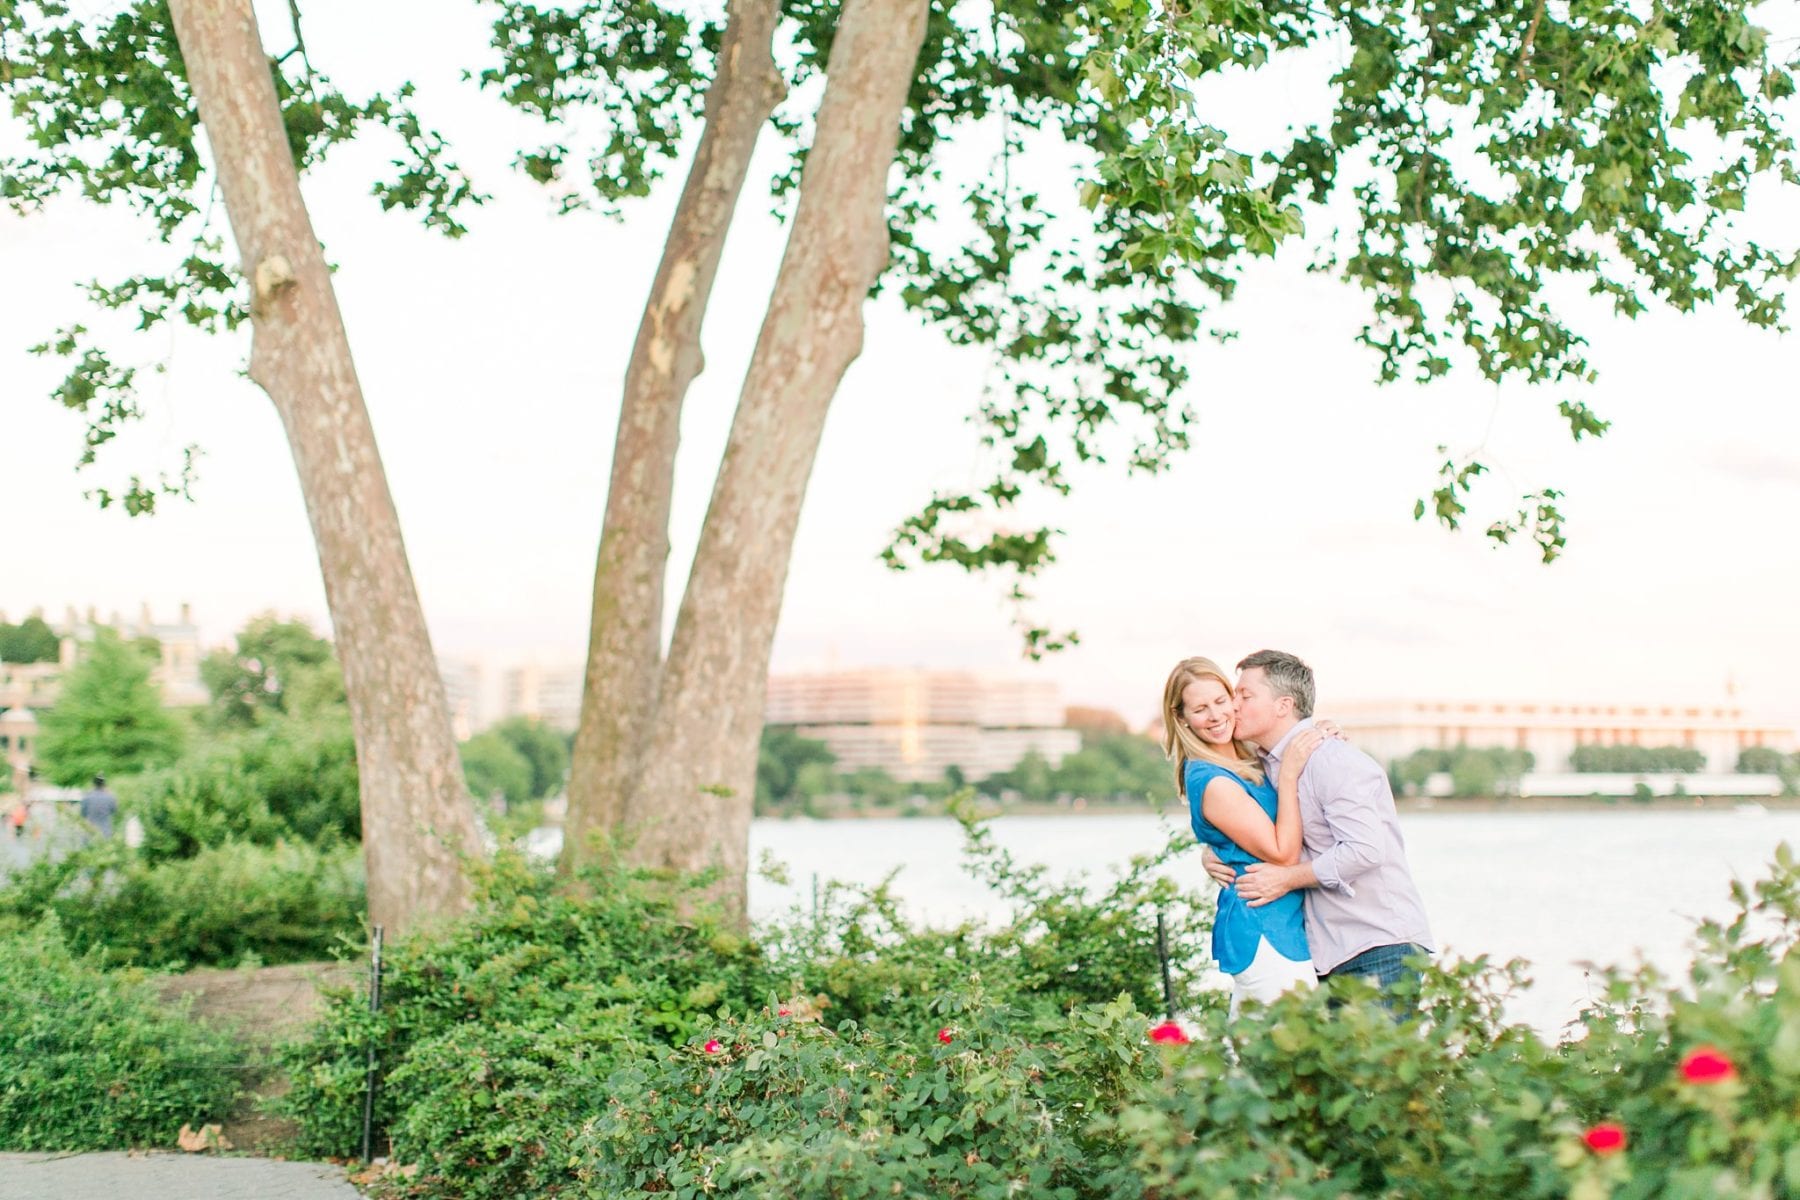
[1738,747,1800,794]
[1387,742,1799,800]
[0,616,61,665]
[1568,745,1708,774]
[1388,746,1536,799]
[755,727,1171,815]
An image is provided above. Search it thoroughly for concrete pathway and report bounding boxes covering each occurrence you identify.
[0,1152,361,1200]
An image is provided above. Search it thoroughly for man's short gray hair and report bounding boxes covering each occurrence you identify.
[1236,649,1315,719]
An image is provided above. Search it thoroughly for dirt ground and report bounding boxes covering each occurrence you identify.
[152,961,360,1152]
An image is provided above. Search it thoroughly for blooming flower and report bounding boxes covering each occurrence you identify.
[1148,1021,1190,1045]
[1583,1123,1627,1155]
[1680,1046,1736,1084]
[704,1039,723,1054]
[937,1028,954,1044]
[778,1008,791,1017]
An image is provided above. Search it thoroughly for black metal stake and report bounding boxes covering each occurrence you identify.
[360,924,385,1163]
[1156,910,1176,1019]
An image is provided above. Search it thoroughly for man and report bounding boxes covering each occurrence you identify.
[1203,650,1434,1006]
[79,772,118,838]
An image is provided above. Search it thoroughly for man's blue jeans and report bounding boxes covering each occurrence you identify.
[1320,942,1426,1016]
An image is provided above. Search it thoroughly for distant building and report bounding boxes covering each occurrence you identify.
[51,603,208,708]
[0,707,37,795]
[0,604,214,784]
[0,660,61,714]
[438,658,486,741]
[1332,698,1796,775]
[765,669,1082,784]
[1064,705,1130,736]
[501,663,583,732]
[2,602,208,735]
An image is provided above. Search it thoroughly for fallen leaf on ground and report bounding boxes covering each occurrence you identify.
[177,1123,232,1153]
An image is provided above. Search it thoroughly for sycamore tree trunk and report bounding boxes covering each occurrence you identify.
[562,0,785,874]
[165,0,481,932]
[619,0,931,912]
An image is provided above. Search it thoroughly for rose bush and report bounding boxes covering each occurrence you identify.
[280,829,1800,1200]
[278,808,1210,1197]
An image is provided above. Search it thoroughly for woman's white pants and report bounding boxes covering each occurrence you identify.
[1229,936,1317,1017]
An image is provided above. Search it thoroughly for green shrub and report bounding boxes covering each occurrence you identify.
[269,821,1800,1200]
[385,1019,625,1198]
[277,849,780,1170]
[763,810,1213,1036]
[1105,847,1800,1200]
[0,838,364,967]
[0,920,239,1150]
[0,710,366,969]
[125,716,360,862]
[1102,963,1558,1200]
[585,989,1154,1200]
[276,810,1212,1196]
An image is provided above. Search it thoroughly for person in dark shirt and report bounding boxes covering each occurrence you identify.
[80,773,118,838]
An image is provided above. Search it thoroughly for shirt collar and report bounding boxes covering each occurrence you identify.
[1260,717,1316,766]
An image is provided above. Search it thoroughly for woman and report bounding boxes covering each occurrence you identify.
[1160,656,1324,1014]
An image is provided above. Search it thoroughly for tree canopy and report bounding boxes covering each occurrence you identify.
[198,613,346,728]
[8,0,1797,912]
[8,0,1794,615]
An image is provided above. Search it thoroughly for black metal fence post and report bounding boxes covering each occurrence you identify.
[1156,909,1176,1019]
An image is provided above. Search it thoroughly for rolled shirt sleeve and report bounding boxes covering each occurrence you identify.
[1303,746,1390,896]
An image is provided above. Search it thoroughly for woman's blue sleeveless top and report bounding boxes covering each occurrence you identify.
[1185,759,1311,974]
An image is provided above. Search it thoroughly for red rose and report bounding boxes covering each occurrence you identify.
[704,1039,723,1054]
[937,1028,954,1044]
[1148,1020,1190,1045]
[1583,1123,1626,1155]
[1680,1047,1736,1084]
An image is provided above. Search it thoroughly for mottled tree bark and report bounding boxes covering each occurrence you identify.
[620,0,931,913]
[165,0,481,932]
[562,0,785,874]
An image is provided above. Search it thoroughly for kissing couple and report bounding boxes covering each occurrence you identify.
[1160,650,1434,1016]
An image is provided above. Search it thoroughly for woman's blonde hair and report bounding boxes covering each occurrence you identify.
[1160,656,1266,796]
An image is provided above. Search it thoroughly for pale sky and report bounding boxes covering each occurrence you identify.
[4,1,1797,730]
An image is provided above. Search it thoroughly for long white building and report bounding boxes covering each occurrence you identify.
[765,669,1082,784]
[1332,697,1795,774]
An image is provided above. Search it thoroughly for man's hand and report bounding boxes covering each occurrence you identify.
[1199,845,1237,886]
[1236,862,1300,907]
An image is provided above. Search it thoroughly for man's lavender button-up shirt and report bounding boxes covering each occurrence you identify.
[1262,718,1434,974]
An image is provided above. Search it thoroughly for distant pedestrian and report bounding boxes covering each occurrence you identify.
[7,797,25,838]
[80,773,118,838]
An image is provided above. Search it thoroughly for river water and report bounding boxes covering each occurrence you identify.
[746,808,1800,1038]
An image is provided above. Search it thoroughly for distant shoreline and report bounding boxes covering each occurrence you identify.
[762,794,1800,821]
